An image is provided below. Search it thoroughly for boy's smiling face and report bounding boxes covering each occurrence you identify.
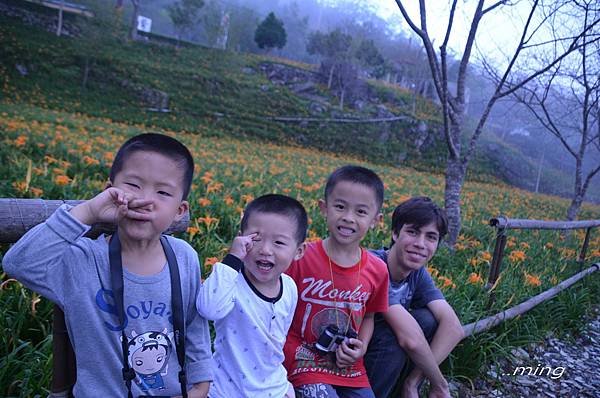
[111,150,188,242]
[319,181,382,249]
[389,221,440,278]
[241,211,305,291]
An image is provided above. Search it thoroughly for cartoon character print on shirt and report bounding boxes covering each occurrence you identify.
[125,329,173,392]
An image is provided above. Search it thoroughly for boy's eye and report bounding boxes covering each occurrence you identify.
[357,209,367,215]
[275,240,286,246]
[406,229,417,236]
[426,234,439,242]
[334,204,344,210]
[158,191,172,197]
[125,183,140,189]
[135,360,143,366]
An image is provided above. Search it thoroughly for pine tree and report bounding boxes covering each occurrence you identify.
[254,12,286,51]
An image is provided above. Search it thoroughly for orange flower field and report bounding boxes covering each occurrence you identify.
[1,103,599,392]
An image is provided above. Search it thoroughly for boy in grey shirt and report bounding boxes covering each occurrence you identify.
[364,197,464,398]
[3,133,212,397]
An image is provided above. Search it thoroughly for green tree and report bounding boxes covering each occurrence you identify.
[355,38,385,78]
[254,12,287,51]
[306,29,353,89]
[167,0,205,45]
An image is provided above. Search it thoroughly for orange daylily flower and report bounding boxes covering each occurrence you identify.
[54,175,71,186]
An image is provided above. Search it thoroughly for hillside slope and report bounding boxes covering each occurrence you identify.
[1,12,597,203]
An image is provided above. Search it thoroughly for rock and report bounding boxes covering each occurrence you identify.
[241,67,255,74]
[295,134,307,144]
[375,104,394,118]
[378,130,390,143]
[290,82,315,94]
[308,102,326,115]
[15,63,28,76]
[511,347,530,360]
[353,100,366,111]
[396,152,407,164]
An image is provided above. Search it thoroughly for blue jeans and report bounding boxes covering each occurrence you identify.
[363,307,438,398]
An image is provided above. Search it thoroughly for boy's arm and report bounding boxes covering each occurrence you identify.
[181,242,214,388]
[383,304,449,397]
[195,254,241,320]
[197,233,257,320]
[2,204,92,305]
[185,382,210,398]
[3,189,152,304]
[403,300,464,394]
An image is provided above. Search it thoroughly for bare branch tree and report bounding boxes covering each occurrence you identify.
[513,1,600,220]
[394,0,600,245]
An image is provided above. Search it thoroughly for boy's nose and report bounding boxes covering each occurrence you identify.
[258,242,273,255]
[413,234,426,248]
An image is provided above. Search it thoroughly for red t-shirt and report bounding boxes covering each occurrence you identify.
[284,240,389,388]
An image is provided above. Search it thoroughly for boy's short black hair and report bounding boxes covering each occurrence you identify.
[324,165,384,210]
[109,133,194,200]
[391,196,448,245]
[240,194,308,244]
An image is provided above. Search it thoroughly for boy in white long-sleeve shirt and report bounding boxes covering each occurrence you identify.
[197,194,307,398]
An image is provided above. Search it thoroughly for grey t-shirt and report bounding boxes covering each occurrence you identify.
[3,205,213,396]
[370,249,444,312]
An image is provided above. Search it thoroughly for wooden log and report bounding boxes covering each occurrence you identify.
[265,115,411,124]
[490,216,600,230]
[0,198,190,243]
[463,263,599,337]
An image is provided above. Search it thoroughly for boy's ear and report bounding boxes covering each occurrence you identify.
[318,199,327,216]
[294,242,306,261]
[371,212,383,229]
[174,200,189,221]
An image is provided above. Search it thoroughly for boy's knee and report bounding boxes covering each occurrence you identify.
[410,307,438,341]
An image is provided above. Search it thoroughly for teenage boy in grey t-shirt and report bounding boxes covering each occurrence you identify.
[364,197,464,398]
[3,134,213,397]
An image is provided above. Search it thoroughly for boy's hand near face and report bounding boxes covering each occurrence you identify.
[335,337,365,368]
[228,232,259,260]
[70,187,153,225]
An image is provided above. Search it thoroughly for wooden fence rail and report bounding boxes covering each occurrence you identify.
[0,198,189,243]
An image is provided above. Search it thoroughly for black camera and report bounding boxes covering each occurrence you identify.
[315,324,358,355]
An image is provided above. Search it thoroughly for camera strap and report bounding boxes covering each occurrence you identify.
[109,231,188,398]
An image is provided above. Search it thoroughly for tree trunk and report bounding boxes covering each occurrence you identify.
[56,0,64,37]
[567,157,585,221]
[81,57,90,90]
[129,0,140,41]
[327,64,335,89]
[566,194,584,221]
[444,156,465,246]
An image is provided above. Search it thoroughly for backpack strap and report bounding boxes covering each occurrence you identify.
[108,231,135,398]
[160,235,188,398]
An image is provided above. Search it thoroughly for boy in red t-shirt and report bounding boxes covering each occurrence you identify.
[284,165,389,397]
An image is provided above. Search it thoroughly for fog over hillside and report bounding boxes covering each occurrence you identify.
[97,0,600,202]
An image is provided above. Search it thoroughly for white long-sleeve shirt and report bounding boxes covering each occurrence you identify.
[197,255,297,398]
